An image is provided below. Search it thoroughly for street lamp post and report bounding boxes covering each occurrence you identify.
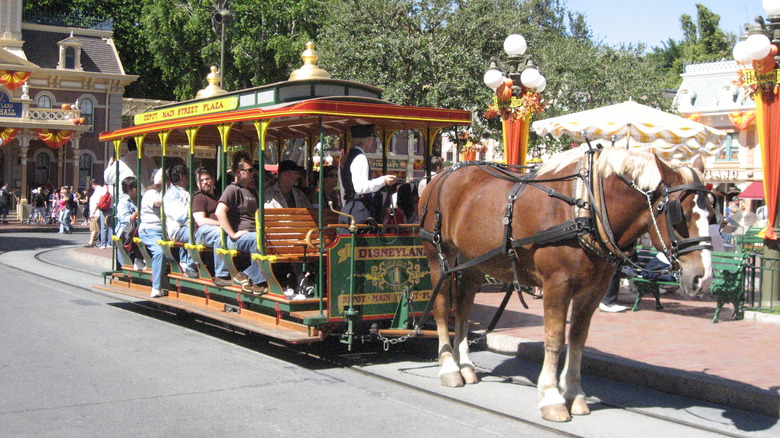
[483,34,546,167]
[733,0,780,307]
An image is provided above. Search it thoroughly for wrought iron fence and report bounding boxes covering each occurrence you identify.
[745,253,780,312]
[23,11,113,31]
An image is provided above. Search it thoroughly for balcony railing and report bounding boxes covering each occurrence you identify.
[22,11,113,31]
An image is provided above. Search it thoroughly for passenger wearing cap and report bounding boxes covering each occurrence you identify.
[265,160,312,209]
[339,124,398,227]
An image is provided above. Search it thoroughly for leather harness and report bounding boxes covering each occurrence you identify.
[412,148,714,333]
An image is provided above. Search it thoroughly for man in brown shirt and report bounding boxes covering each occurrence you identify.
[215,151,267,294]
[192,167,230,285]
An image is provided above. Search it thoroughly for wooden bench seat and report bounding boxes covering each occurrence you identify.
[263,208,339,263]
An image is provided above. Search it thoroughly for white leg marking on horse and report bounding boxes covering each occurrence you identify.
[538,388,567,408]
[439,358,461,376]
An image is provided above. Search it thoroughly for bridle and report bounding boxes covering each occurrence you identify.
[623,170,714,269]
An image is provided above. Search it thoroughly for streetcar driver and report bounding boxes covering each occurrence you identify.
[339,124,398,230]
[215,151,268,294]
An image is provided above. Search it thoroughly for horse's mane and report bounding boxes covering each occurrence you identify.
[538,147,670,191]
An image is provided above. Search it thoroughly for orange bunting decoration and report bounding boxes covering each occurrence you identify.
[728,112,756,131]
[0,127,20,147]
[0,70,31,90]
[685,113,702,123]
[35,129,73,149]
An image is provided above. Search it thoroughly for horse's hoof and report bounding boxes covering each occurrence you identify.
[568,396,590,416]
[540,404,571,422]
[460,366,479,385]
[440,371,465,387]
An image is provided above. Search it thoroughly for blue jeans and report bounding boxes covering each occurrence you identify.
[227,231,266,285]
[99,210,111,247]
[139,227,165,291]
[173,226,193,269]
[195,224,228,278]
[58,208,72,232]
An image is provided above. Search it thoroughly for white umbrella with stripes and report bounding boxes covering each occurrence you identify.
[531,100,727,159]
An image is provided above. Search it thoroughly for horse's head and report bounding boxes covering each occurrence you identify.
[649,155,714,296]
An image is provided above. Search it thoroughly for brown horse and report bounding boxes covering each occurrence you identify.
[419,147,713,422]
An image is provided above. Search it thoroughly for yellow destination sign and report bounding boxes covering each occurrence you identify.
[134,96,239,125]
[337,290,431,306]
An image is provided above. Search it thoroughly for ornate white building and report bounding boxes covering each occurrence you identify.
[673,60,761,198]
[0,0,136,212]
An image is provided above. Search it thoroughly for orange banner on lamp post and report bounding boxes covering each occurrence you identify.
[754,91,780,240]
[502,115,530,166]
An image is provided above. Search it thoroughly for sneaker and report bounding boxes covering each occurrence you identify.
[82,243,94,248]
[213,276,233,287]
[150,288,166,298]
[134,260,146,271]
[233,272,250,286]
[184,267,199,279]
[243,282,268,295]
[599,303,628,313]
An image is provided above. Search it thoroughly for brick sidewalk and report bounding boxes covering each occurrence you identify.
[471,286,780,393]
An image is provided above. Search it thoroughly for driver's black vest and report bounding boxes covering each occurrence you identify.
[340,147,368,203]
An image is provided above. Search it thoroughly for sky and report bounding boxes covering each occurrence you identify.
[565,0,764,48]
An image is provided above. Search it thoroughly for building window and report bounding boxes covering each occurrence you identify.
[80,98,94,131]
[716,133,740,162]
[65,47,76,69]
[37,95,51,108]
[78,153,93,190]
[34,153,51,186]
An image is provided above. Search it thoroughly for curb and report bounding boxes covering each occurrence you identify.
[485,331,780,418]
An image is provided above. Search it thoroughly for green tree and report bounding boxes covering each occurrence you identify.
[652,3,737,89]
[141,0,323,100]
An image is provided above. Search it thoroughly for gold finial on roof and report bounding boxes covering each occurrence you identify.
[196,66,228,99]
[289,41,331,81]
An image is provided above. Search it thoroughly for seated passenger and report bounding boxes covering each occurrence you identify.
[192,167,231,286]
[215,151,267,294]
[114,176,144,269]
[139,169,166,298]
[163,163,197,278]
[313,165,341,209]
[265,160,312,209]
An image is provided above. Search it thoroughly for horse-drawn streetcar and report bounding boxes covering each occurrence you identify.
[95,54,471,348]
[95,44,719,422]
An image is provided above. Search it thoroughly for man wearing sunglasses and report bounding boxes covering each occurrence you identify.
[215,151,267,294]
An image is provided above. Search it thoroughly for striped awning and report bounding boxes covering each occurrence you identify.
[738,181,764,200]
[532,100,727,158]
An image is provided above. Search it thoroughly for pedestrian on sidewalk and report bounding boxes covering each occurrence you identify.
[29,188,46,224]
[57,186,74,234]
[0,183,13,224]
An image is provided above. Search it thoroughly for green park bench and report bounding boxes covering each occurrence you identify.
[630,249,677,311]
[630,248,749,323]
[710,251,750,323]
[733,226,764,253]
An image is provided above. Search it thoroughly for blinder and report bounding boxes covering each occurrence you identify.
[666,199,684,225]
[658,174,714,262]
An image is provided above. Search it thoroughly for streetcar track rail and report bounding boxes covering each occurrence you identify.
[0,243,756,437]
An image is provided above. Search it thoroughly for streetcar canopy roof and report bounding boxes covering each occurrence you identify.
[100,78,471,145]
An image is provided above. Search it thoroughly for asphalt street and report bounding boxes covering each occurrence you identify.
[1,232,778,437]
